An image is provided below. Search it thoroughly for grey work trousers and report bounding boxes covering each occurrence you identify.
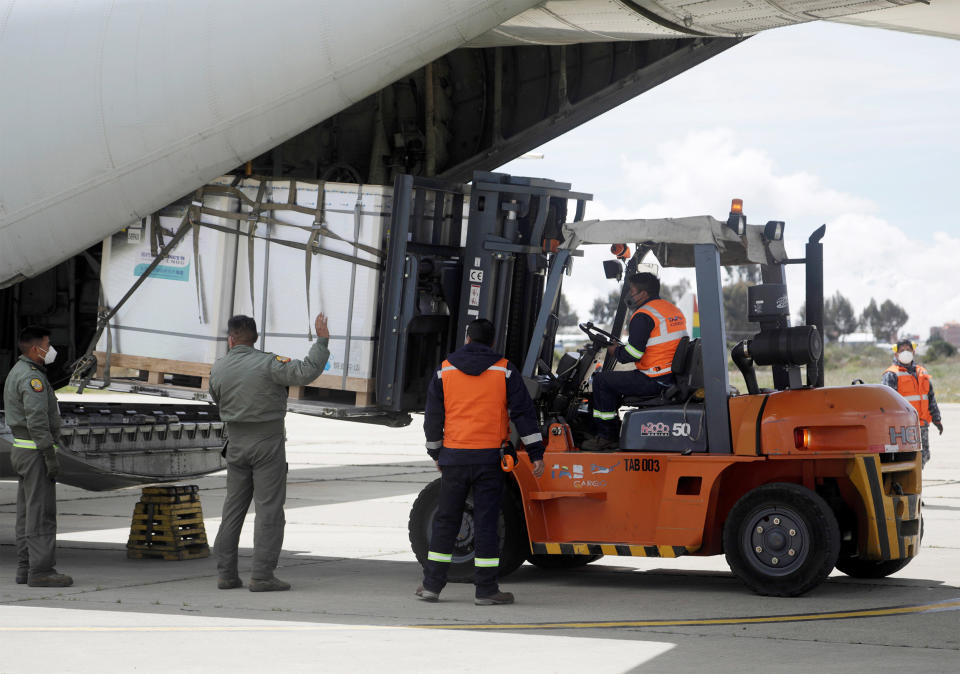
[920,423,930,467]
[215,420,288,581]
[12,446,57,575]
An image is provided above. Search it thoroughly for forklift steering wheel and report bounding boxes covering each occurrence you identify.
[578,322,621,346]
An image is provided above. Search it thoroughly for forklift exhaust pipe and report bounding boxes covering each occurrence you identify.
[732,341,759,395]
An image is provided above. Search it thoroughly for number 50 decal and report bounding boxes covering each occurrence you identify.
[672,422,691,437]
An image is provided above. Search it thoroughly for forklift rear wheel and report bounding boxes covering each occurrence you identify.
[526,553,602,570]
[408,478,527,583]
[835,556,912,578]
[836,512,921,579]
[724,482,840,597]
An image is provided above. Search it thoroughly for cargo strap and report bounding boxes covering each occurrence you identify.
[201,180,384,260]
[341,184,363,389]
[194,220,381,271]
[149,214,159,257]
[190,189,206,324]
[246,181,268,318]
[73,207,195,392]
[303,180,326,341]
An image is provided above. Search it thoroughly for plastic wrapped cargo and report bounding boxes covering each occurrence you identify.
[97,177,388,401]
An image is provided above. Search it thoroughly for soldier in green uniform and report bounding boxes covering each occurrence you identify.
[3,326,73,587]
[209,313,330,592]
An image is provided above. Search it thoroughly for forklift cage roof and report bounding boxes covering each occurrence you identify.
[562,216,788,268]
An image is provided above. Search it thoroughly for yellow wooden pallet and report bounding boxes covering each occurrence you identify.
[134,502,203,514]
[126,485,209,561]
[126,546,210,561]
[128,533,208,546]
[132,512,204,525]
[129,524,206,536]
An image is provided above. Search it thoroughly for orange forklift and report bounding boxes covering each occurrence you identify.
[384,173,921,596]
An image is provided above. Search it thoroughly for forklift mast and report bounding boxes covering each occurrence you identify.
[376,172,590,413]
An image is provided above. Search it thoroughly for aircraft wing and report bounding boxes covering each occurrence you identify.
[0,0,949,287]
[829,0,960,40]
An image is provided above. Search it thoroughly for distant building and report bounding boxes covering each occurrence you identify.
[930,322,960,347]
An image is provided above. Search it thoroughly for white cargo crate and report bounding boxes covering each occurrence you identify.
[97,176,389,403]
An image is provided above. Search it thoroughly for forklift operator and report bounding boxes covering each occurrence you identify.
[583,272,687,451]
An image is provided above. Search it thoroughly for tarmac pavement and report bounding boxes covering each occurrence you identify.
[1,394,958,673]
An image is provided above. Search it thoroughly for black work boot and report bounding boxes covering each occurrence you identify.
[248,576,291,592]
[415,585,439,602]
[475,591,514,606]
[217,576,243,590]
[15,567,28,584]
[28,571,73,588]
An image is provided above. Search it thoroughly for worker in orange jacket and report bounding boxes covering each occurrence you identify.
[882,339,942,467]
[416,318,545,605]
[583,272,687,451]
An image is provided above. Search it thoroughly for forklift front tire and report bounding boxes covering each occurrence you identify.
[723,482,840,597]
[408,478,527,583]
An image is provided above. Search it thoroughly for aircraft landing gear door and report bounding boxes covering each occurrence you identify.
[377,175,466,412]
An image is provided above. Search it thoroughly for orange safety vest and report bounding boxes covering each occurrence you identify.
[439,357,511,449]
[630,299,688,376]
[885,364,933,423]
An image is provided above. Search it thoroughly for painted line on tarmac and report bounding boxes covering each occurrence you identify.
[0,624,398,633]
[3,598,959,633]
[416,597,960,631]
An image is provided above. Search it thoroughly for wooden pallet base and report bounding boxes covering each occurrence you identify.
[95,352,211,389]
[287,385,374,406]
[94,351,374,404]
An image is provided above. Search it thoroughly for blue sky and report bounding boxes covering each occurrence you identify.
[499,21,960,338]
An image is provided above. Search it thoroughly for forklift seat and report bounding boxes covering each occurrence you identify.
[621,337,702,407]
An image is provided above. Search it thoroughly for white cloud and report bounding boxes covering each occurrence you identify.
[560,128,952,339]
[823,214,960,338]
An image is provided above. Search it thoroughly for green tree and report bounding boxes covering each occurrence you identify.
[723,281,754,342]
[590,290,621,326]
[859,298,880,336]
[860,297,909,342]
[557,294,578,328]
[823,292,857,341]
[926,336,957,362]
[660,278,691,304]
[722,266,760,343]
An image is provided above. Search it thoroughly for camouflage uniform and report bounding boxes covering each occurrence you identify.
[3,355,62,579]
[209,339,329,581]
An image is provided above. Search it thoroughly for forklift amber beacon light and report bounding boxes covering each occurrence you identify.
[610,243,631,260]
[726,198,746,236]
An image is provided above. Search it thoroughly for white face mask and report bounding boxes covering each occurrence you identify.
[897,350,914,365]
[41,344,57,365]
